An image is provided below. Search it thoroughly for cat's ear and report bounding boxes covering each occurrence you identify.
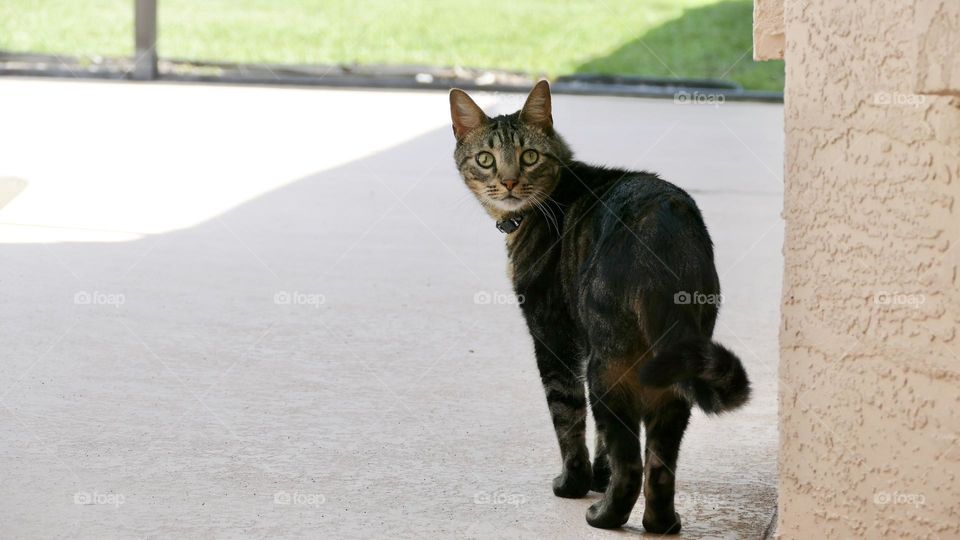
[449,89,488,141]
[520,80,553,131]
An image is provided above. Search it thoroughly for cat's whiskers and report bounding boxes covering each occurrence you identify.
[528,198,550,234]
[531,190,562,235]
[544,193,568,208]
[529,193,560,236]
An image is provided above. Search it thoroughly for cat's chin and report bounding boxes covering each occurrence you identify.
[489,197,529,213]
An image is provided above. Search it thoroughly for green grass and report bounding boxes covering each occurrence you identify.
[0,0,783,91]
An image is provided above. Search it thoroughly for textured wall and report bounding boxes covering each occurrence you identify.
[777,0,960,537]
[753,0,784,60]
[914,0,960,97]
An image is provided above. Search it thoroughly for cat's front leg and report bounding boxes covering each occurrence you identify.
[532,339,591,498]
[591,423,611,492]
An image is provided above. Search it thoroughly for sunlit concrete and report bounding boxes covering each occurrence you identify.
[0,80,497,241]
[0,78,782,538]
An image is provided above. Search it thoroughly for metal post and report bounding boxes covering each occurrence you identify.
[133,0,158,80]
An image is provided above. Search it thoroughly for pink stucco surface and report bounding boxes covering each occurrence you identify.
[773,0,960,537]
[914,0,960,97]
[752,0,784,61]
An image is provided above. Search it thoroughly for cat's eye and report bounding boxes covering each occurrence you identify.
[476,151,495,168]
[521,149,539,165]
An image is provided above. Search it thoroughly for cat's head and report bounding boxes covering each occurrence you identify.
[449,81,572,218]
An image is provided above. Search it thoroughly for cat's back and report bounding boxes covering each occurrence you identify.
[563,162,706,238]
[560,162,714,287]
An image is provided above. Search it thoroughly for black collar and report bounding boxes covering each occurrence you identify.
[496,215,523,234]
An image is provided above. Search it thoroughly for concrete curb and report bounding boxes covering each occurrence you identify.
[0,54,784,103]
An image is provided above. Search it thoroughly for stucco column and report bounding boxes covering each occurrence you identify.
[756,0,960,537]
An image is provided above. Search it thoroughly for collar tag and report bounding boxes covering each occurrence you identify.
[496,216,523,234]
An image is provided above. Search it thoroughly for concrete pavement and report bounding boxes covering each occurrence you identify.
[0,78,782,538]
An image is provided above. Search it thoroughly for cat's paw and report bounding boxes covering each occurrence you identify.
[590,456,610,493]
[552,468,591,498]
[642,512,682,535]
[585,500,631,529]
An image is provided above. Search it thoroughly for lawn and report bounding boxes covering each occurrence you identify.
[0,0,783,91]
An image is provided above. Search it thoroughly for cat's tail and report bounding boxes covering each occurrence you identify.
[637,339,751,414]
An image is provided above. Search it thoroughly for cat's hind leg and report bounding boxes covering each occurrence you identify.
[640,399,690,534]
[584,357,644,529]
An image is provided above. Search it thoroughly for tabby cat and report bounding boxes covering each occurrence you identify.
[449,81,750,534]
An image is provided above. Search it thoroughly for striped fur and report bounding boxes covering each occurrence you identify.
[450,81,750,534]
[637,339,751,414]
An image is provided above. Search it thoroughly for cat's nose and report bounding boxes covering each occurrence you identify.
[501,178,518,191]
